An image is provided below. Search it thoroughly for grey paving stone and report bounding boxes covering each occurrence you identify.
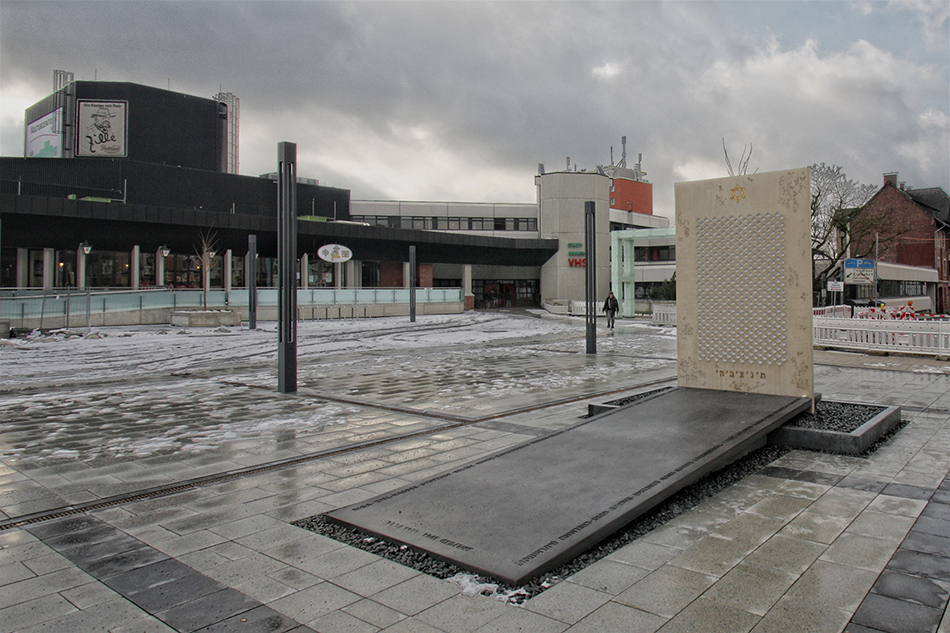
[871,570,950,610]
[329,558,419,596]
[0,561,37,585]
[268,581,362,624]
[887,549,950,582]
[883,483,936,501]
[818,533,899,573]
[702,562,798,616]
[155,587,260,631]
[650,596,760,633]
[14,598,147,633]
[341,598,406,629]
[103,557,198,595]
[748,594,851,633]
[523,581,612,624]
[191,604,300,633]
[614,565,718,619]
[468,607,568,633]
[900,530,950,558]
[306,609,381,633]
[369,574,459,616]
[128,572,228,612]
[852,592,944,633]
[0,592,77,633]
[82,543,171,578]
[566,601,667,633]
[566,558,651,595]
[784,560,878,613]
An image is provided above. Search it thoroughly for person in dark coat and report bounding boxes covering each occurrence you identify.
[603,292,619,329]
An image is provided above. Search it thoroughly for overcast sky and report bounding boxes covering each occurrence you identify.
[1,1,947,219]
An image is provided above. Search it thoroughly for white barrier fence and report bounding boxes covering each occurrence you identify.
[813,317,950,356]
[650,303,950,356]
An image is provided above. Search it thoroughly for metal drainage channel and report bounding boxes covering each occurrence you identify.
[0,377,676,532]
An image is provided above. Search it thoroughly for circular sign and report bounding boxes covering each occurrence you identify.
[317,244,353,263]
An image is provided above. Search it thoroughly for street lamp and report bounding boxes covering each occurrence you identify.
[79,241,92,255]
[159,245,170,257]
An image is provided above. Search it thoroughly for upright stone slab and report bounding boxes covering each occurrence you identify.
[675,168,813,400]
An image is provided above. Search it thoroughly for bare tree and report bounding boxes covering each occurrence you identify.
[723,139,756,177]
[810,163,894,291]
[195,229,219,310]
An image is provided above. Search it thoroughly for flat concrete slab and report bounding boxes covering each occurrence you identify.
[325,387,811,585]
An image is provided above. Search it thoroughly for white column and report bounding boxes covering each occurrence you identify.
[334,262,343,289]
[202,252,211,297]
[130,245,140,289]
[76,249,87,289]
[345,260,361,288]
[224,249,233,293]
[463,264,474,310]
[156,248,166,287]
[300,252,309,289]
[16,248,29,288]
[43,248,55,290]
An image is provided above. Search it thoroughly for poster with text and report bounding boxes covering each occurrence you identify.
[26,109,63,158]
[77,101,127,157]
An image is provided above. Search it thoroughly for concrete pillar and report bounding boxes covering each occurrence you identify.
[130,245,140,289]
[202,252,211,298]
[345,260,361,288]
[156,247,166,287]
[224,249,233,293]
[463,264,474,310]
[334,262,343,289]
[16,248,28,288]
[403,261,412,288]
[43,248,55,290]
[76,249,87,289]
[300,252,308,289]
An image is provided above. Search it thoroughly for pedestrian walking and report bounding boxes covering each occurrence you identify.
[602,291,619,329]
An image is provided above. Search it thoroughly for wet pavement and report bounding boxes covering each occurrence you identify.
[1,313,948,632]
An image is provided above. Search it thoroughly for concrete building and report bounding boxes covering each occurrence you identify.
[3,75,672,312]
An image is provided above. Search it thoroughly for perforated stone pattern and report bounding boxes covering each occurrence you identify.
[696,212,787,365]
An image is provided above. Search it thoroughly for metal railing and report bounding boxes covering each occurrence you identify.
[0,287,463,330]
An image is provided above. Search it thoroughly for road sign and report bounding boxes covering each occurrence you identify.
[827,281,844,292]
[844,258,875,285]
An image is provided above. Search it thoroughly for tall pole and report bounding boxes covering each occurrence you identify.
[409,245,417,322]
[585,201,597,354]
[277,142,297,393]
[248,234,257,329]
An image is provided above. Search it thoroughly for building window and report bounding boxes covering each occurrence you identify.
[494,218,506,230]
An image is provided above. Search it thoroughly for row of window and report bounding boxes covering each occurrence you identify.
[633,246,676,262]
[351,216,538,232]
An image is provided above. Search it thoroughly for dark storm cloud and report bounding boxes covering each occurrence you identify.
[1,1,947,213]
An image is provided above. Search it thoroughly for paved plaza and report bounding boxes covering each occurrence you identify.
[1,311,948,632]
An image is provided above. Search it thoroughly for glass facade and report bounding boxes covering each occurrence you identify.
[351,216,538,232]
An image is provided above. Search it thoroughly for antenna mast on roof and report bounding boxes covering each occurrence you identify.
[620,136,627,168]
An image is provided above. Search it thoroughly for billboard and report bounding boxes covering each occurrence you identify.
[77,101,127,157]
[25,109,63,158]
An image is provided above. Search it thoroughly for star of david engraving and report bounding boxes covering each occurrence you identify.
[730,185,746,203]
